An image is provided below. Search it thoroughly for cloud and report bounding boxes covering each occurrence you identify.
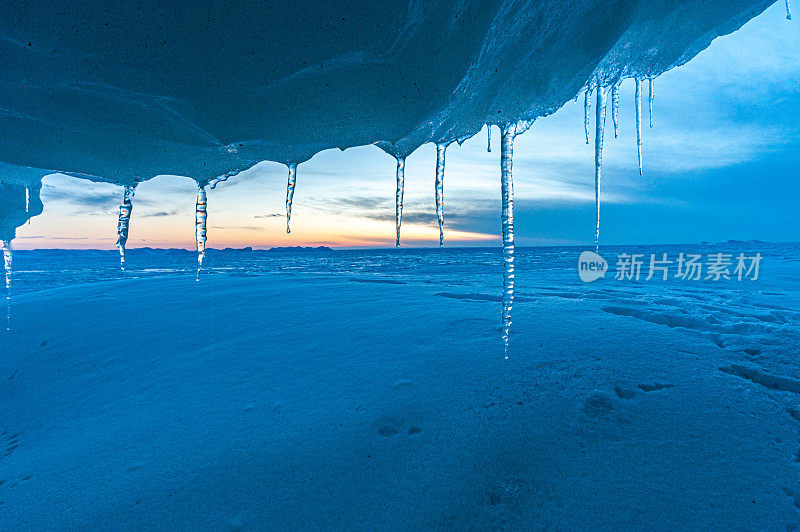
[17,235,90,240]
[139,210,180,218]
[302,195,392,218]
[211,225,265,231]
[361,211,436,225]
[42,188,120,209]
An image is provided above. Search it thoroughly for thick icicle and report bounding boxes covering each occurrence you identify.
[285,163,297,234]
[594,88,608,251]
[435,143,447,247]
[115,185,135,270]
[584,88,591,144]
[500,127,515,358]
[635,78,643,176]
[611,82,620,138]
[487,125,492,153]
[195,186,207,281]
[2,240,11,332]
[787,0,792,20]
[395,156,405,247]
[648,77,654,128]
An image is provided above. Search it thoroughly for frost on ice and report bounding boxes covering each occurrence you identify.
[195,186,208,281]
[435,143,448,248]
[285,163,298,235]
[395,156,406,247]
[500,128,515,358]
[584,88,592,144]
[116,185,135,269]
[611,82,620,138]
[0,0,772,182]
[594,87,608,251]
[635,78,644,176]
[498,120,533,358]
[2,239,10,331]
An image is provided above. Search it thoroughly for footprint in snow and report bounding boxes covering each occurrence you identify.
[374,417,422,437]
[584,392,614,416]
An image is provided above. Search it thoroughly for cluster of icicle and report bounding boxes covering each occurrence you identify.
[2,3,796,343]
[583,76,655,251]
[98,75,661,356]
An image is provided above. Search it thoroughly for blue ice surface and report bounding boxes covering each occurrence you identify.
[9,242,800,349]
[9,242,798,294]
[10,241,800,377]
[2,243,800,529]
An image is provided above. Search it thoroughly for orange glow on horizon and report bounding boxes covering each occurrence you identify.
[13,216,498,250]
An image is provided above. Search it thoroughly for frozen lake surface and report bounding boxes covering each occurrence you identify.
[1,244,800,529]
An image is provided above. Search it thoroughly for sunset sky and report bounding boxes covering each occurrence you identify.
[13,2,800,249]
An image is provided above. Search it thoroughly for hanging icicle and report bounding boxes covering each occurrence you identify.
[285,163,297,234]
[635,78,643,176]
[500,126,516,359]
[594,88,608,252]
[611,82,620,138]
[195,186,207,281]
[395,156,405,247]
[787,0,792,20]
[116,185,135,270]
[648,77,654,128]
[435,143,447,247]
[25,187,30,213]
[2,240,11,332]
[487,125,492,153]
[584,87,592,144]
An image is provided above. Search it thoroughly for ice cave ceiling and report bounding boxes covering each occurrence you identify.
[0,0,775,187]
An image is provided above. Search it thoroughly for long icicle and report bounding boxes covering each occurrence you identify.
[595,87,608,252]
[435,143,447,247]
[635,78,643,176]
[611,82,620,138]
[195,186,207,281]
[500,126,516,359]
[487,125,492,152]
[648,77,654,128]
[116,184,135,270]
[395,156,405,247]
[584,87,592,144]
[2,240,11,332]
[285,163,297,234]
[787,0,792,20]
[25,187,30,225]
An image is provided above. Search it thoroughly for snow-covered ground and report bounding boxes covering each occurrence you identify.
[2,245,799,529]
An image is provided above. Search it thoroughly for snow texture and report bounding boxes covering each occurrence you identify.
[1,245,799,529]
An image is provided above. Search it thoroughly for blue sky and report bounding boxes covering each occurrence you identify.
[15,2,800,249]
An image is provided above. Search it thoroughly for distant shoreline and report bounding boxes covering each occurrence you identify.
[8,240,798,252]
